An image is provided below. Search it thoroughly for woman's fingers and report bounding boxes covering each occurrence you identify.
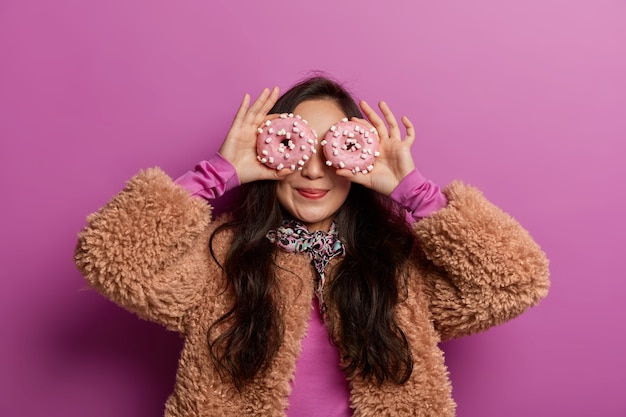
[359,100,389,138]
[259,86,279,116]
[379,101,400,140]
[248,87,270,113]
[245,88,271,123]
[232,93,251,125]
[239,86,280,127]
[402,115,416,146]
[360,99,413,144]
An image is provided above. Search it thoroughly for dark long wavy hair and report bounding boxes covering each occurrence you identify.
[208,75,416,390]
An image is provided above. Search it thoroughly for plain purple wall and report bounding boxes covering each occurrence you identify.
[1,0,624,416]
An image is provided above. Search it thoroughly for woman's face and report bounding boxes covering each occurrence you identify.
[276,99,352,232]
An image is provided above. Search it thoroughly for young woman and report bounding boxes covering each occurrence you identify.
[75,76,550,416]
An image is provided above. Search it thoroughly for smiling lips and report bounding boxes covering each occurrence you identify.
[297,188,328,199]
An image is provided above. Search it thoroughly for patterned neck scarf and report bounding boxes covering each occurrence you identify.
[266,219,345,319]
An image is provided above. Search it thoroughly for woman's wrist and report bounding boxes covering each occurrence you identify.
[174,153,240,199]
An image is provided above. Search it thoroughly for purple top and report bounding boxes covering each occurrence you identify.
[174,154,448,416]
[174,153,240,199]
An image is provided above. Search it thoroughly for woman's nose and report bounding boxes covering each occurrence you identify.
[300,144,327,179]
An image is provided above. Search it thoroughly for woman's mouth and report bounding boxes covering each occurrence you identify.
[297,188,328,199]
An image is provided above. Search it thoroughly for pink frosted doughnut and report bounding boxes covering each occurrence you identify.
[321,118,380,174]
[256,113,318,171]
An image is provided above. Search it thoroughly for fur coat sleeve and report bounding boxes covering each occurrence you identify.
[413,181,550,341]
[74,167,215,333]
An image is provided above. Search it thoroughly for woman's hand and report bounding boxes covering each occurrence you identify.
[336,100,416,195]
[218,87,291,184]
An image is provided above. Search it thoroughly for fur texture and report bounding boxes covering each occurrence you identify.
[75,168,550,416]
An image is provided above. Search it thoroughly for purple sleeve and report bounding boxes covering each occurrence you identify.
[173,153,240,200]
[389,169,448,224]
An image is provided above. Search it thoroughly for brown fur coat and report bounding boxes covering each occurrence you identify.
[74,168,549,416]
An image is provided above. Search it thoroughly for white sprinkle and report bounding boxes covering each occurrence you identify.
[326,160,333,166]
[265,120,271,126]
[302,155,309,161]
[300,132,306,138]
[293,127,300,133]
[374,151,380,157]
[257,128,263,134]
[262,150,269,155]
[341,117,348,122]
[366,164,374,171]
[300,145,307,151]
[290,164,296,170]
[311,148,316,154]
[278,129,286,136]
[348,132,355,138]
[265,138,272,143]
[332,142,338,148]
[288,113,294,117]
[342,130,349,136]
[355,143,362,149]
[360,154,368,159]
[330,125,336,131]
[298,160,305,166]
[268,128,274,134]
[268,157,274,163]
[307,138,315,144]
[298,166,303,171]
[333,149,339,156]
[284,153,290,159]
[286,132,291,139]
[354,166,361,172]
[293,121,299,126]
[280,113,287,118]
[320,140,327,146]
[277,163,284,170]
[261,157,267,163]
[296,114,302,119]
[367,138,373,144]
[339,161,345,168]
[333,131,341,138]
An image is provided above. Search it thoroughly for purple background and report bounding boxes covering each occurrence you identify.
[1,0,625,416]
